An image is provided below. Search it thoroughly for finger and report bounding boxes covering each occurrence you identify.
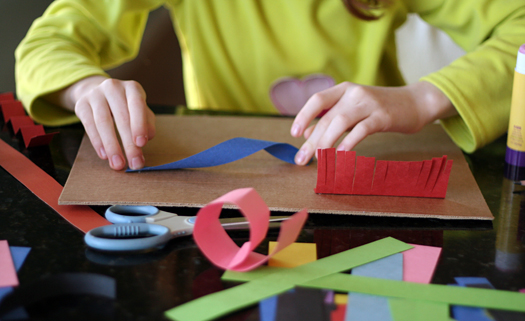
[75,100,106,160]
[146,108,156,140]
[337,117,382,151]
[125,81,150,148]
[317,113,360,151]
[304,124,315,140]
[294,108,338,165]
[90,94,127,170]
[104,82,144,170]
[291,83,351,138]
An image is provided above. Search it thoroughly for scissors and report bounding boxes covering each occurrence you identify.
[84,205,289,252]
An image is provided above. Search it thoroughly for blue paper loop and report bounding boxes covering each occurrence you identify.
[126,137,300,172]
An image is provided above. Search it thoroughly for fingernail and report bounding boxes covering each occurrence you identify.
[99,147,107,159]
[111,155,124,169]
[135,135,148,147]
[291,124,300,137]
[295,149,306,165]
[131,156,144,170]
[336,145,345,151]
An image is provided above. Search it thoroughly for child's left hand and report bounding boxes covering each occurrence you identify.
[290,81,457,165]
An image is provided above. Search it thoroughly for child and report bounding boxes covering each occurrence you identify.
[15,0,525,170]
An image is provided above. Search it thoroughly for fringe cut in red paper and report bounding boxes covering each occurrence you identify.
[0,93,57,148]
[315,148,453,198]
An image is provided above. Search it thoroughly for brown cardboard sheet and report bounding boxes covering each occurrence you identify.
[59,115,493,220]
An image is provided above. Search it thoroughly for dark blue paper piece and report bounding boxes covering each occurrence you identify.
[127,137,300,172]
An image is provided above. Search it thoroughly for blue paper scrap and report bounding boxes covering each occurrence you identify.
[127,137,300,172]
[345,253,403,321]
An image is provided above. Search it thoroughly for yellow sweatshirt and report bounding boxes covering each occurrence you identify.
[15,0,525,153]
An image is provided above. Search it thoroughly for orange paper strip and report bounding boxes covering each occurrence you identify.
[0,139,110,233]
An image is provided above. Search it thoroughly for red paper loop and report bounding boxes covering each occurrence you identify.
[193,188,308,272]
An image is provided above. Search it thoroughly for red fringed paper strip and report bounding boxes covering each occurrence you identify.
[314,148,453,198]
[0,93,57,148]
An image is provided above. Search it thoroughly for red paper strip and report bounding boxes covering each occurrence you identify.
[325,148,336,194]
[371,160,387,195]
[343,151,356,195]
[314,149,452,198]
[8,116,34,134]
[334,151,347,193]
[0,92,15,103]
[0,138,110,233]
[1,99,58,148]
[0,101,25,123]
[20,124,57,148]
[193,188,308,271]
[352,156,375,195]
[315,149,328,193]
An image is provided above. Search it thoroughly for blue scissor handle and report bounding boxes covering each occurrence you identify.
[84,223,172,251]
[105,205,160,223]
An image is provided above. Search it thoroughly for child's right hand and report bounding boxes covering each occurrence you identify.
[49,76,156,171]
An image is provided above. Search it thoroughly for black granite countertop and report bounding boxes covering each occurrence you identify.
[1,111,523,321]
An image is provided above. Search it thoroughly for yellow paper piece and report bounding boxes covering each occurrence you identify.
[335,293,349,305]
[268,242,317,267]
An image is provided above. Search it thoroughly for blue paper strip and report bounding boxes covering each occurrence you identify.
[451,278,494,321]
[345,253,403,321]
[126,137,300,172]
[260,295,279,321]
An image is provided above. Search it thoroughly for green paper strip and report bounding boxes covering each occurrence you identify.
[165,237,412,321]
[389,298,449,321]
[302,274,525,312]
[222,266,286,282]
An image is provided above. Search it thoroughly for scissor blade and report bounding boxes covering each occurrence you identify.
[219,216,289,230]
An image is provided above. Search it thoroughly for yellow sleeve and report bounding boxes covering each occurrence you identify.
[407,0,525,152]
[15,0,164,126]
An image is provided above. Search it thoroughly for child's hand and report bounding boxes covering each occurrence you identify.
[56,76,156,170]
[290,81,456,165]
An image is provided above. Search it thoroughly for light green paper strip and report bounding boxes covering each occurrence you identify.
[165,237,412,321]
[222,266,286,282]
[389,298,450,321]
[302,273,525,312]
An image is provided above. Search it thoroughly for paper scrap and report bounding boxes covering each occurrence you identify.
[8,116,34,134]
[0,101,25,123]
[223,243,442,284]
[315,149,453,198]
[0,139,110,233]
[268,242,317,268]
[331,304,346,321]
[346,253,403,321]
[389,298,450,321]
[0,241,18,288]
[403,244,442,283]
[0,246,31,320]
[127,137,301,172]
[258,243,319,321]
[450,278,494,321]
[302,274,525,312]
[260,295,278,321]
[193,188,308,271]
[0,92,15,102]
[165,237,412,321]
[0,97,58,148]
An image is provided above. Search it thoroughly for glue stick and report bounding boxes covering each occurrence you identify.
[505,44,525,180]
